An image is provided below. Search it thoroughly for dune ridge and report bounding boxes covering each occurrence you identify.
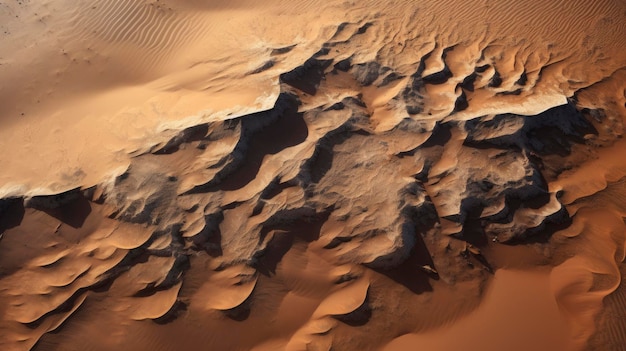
[1,0,626,350]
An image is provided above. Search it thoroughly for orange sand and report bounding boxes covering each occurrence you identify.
[1,1,625,351]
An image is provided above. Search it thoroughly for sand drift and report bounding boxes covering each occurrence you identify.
[0,0,625,350]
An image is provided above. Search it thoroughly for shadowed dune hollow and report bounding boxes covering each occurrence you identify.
[1,0,626,350]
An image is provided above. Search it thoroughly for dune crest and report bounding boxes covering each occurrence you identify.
[1,0,625,350]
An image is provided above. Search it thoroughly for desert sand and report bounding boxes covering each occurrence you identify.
[1,0,625,350]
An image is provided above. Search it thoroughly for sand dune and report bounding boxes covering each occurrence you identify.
[1,0,626,350]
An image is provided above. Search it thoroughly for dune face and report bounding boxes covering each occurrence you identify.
[1,1,626,350]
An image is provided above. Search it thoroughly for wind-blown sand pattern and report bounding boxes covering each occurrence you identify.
[1,0,625,350]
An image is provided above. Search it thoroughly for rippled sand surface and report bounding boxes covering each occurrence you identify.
[1,1,625,350]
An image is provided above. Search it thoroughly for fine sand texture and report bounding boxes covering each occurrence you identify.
[1,0,626,350]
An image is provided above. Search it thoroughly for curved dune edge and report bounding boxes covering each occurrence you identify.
[1,0,625,197]
[0,1,625,351]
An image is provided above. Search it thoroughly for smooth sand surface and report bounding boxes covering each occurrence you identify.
[1,0,625,350]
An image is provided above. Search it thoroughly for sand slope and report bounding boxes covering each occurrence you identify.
[1,0,626,350]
